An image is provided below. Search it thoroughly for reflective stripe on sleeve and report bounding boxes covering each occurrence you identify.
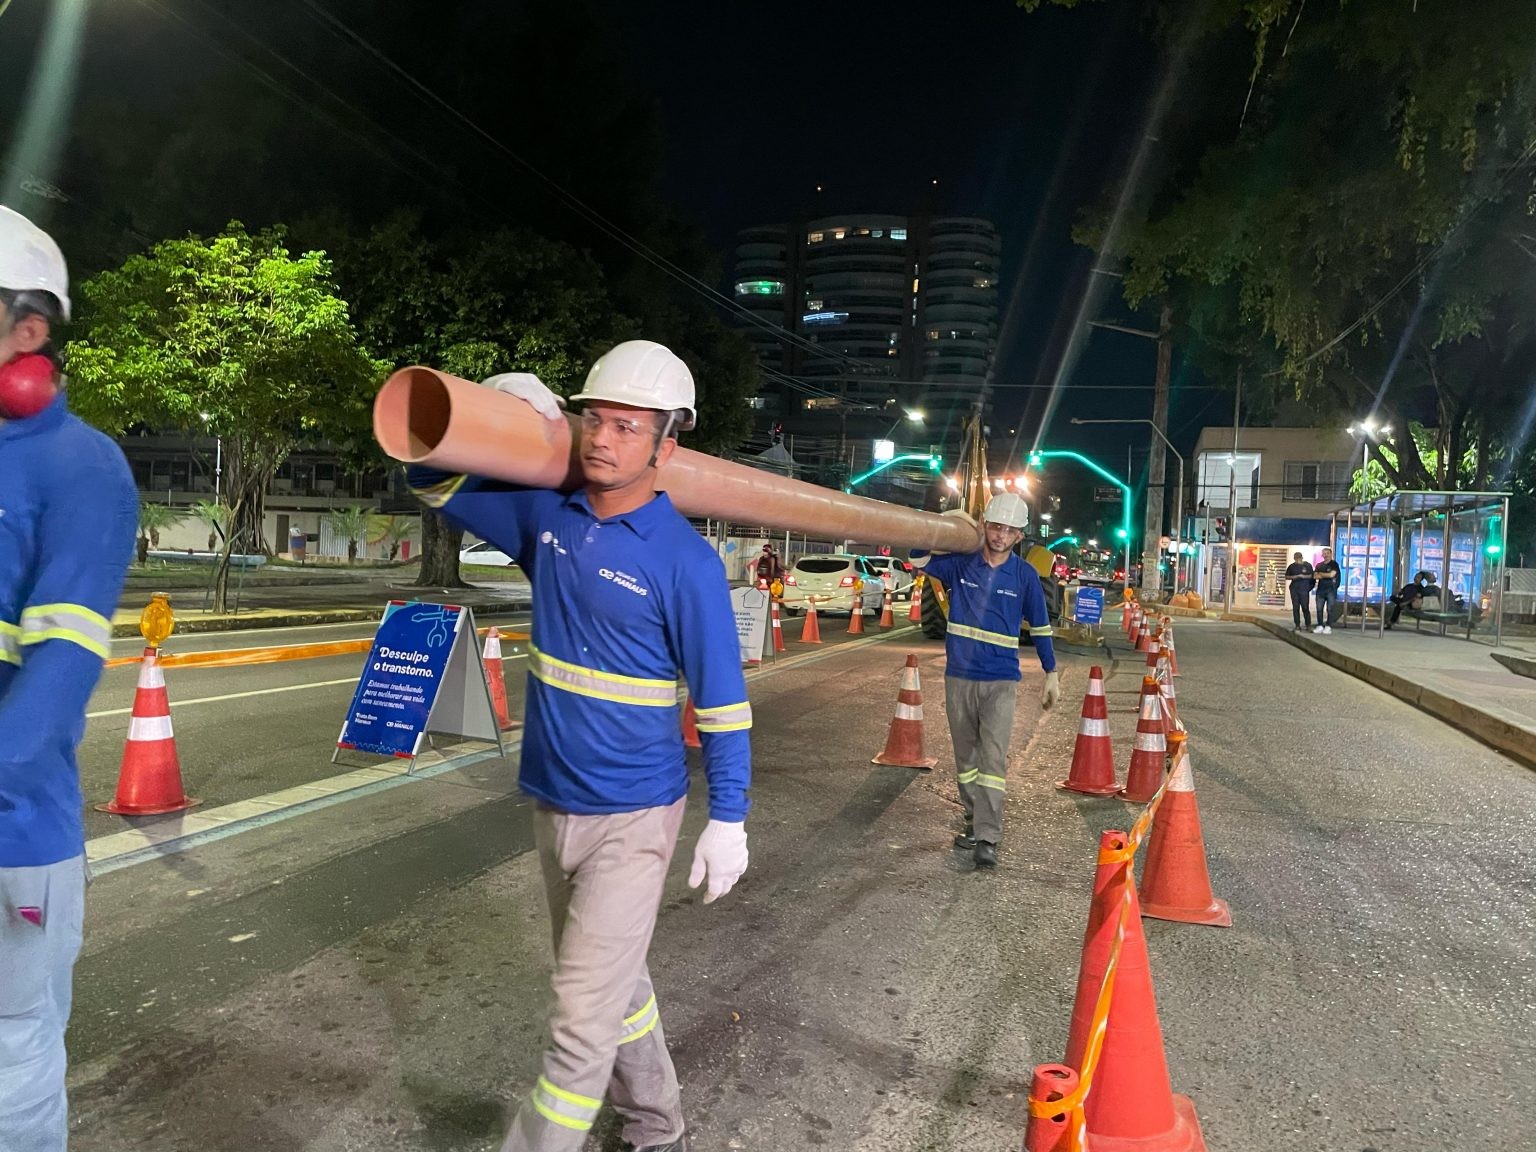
[694,701,753,732]
[0,621,20,666]
[946,622,1020,650]
[529,645,678,707]
[20,603,112,659]
[1027,625,1055,637]
[976,773,1008,792]
[619,994,660,1045]
[956,769,978,784]
[530,1076,600,1132]
[409,472,468,509]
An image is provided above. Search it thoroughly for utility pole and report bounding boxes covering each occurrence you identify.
[1142,302,1173,595]
[1223,368,1243,615]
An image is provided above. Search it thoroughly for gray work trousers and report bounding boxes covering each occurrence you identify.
[0,855,86,1152]
[500,799,686,1151]
[945,677,1019,846]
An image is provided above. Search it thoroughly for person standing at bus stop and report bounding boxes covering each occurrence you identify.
[910,492,1060,869]
[1285,552,1314,631]
[1,207,138,1152]
[408,340,750,1152]
[1313,547,1341,634]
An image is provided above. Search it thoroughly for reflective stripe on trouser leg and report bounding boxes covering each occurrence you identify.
[946,678,1018,845]
[608,970,683,1148]
[945,676,979,822]
[0,855,86,1152]
[500,800,687,1152]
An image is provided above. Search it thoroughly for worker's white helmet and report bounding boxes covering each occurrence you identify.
[983,491,1031,529]
[0,207,70,321]
[568,339,696,430]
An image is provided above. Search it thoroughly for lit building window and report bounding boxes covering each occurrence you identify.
[925,329,939,340]
[872,229,884,238]
[747,396,767,409]
[803,397,843,410]
[734,279,785,296]
[856,228,870,237]
[807,231,824,243]
[911,278,920,293]
[973,277,993,288]
[806,298,823,310]
[890,228,908,240]
[802,311,850,325]
[833,230,846,239]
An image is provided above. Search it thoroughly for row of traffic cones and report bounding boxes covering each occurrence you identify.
[1028,605,1225,1152]
[98,628,525,818]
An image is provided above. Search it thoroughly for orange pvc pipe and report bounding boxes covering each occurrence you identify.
[373,367,984,553]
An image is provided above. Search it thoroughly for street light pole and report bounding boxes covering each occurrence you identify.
[1071,417,1186,592]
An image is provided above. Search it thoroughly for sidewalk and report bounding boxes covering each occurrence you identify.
[1242,614,1536,768]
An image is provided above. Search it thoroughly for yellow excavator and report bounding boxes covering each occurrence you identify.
[919,410,1063,641]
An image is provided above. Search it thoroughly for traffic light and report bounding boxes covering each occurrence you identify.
[1114,527,1128,541]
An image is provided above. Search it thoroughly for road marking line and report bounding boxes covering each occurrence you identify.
[84,627,920,873]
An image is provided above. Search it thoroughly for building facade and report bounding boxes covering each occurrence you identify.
[730,213,1000,490]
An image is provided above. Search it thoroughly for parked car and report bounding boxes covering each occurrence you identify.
[780,554,886,615]
[459,540,517,568]
[861,556,917,600]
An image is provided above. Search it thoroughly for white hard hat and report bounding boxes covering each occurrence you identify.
[0,206,70,321]
[568,339,696,430]
[983,492,1031,529]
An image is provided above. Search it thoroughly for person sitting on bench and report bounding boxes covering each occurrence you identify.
[1386,571,1434,629]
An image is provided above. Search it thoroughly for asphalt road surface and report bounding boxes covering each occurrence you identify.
[61,620,1536,1151]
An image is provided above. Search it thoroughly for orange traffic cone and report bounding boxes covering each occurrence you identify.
[879,587,895,628]
[872,654,937,769]
[1136,614,1154,652]
[482,627,515,731]
[1156,651,1184,736]
[909,584,923,623]
[1120,677,1167,803]
[1144,629,1163,670]
[1063,830,1208,1151]
[98,647,199,815]
[1140,735,1230,927]
[1119,598,1133,634]
[1163,618,1181,676]
[681,698,702,749]
[800,601,823,644]
[1023,1063,1080,1152]
[1128,607,1143,648]
[770,598,786,653]
[1057,665,1119,795]
[848,597,866,635]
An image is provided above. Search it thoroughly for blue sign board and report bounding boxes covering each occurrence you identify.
[1406,531,1482,601]
[1075,585,1105,625]
[338,601,465,758]
[1335,525,1394,602]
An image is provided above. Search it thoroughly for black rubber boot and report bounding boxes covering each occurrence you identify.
[953,821,976,850]
[973,841,998,869]
[624,1137,688,1152]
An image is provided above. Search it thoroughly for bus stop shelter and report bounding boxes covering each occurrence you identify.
[1327,490,1511,645]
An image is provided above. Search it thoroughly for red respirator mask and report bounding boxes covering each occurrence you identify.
[0,353,58,419]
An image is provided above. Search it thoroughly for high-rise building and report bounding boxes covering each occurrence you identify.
[730,213,1000,473]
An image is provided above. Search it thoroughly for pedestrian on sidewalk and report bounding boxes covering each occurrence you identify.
[910,493,1060,869]
[0,208,138,1152]
[408,341,750,1152]
[1285,552,1314,631]
[1313,547,1341,634]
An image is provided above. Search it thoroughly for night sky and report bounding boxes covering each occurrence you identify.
[2,0,1229,531]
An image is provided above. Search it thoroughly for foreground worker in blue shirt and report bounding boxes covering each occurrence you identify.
[410,340,750,1152]
[0,207,138,1151]
[912,492,1059,869]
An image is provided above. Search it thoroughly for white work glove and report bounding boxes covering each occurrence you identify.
[1041,670,1061,710]
[481,372,565,422]
[688,820,748,905]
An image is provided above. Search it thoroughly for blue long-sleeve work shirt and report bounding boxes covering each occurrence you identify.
[1,393,138,867]
[410,468,751,822]
[912,549,1056,681]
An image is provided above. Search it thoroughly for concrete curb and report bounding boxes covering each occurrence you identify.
[1490,651,1536,681]
[1246,616,1536,769]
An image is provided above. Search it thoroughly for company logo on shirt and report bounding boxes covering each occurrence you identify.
[539,530,567,556]
[959,577,979,588]
[996,587,1018,597]
[599,568,650,597]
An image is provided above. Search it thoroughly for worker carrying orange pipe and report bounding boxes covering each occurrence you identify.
[409,342,749,1152]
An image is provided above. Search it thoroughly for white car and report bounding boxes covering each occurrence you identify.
[861,556,917,600]
[459,540,517,568]
[780,555,886,616]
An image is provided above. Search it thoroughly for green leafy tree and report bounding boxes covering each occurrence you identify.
[325,505,371,564]
[135,503,184,566]
[332,217,637,586]
[369,514,416,563]
[65,223,388,610]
